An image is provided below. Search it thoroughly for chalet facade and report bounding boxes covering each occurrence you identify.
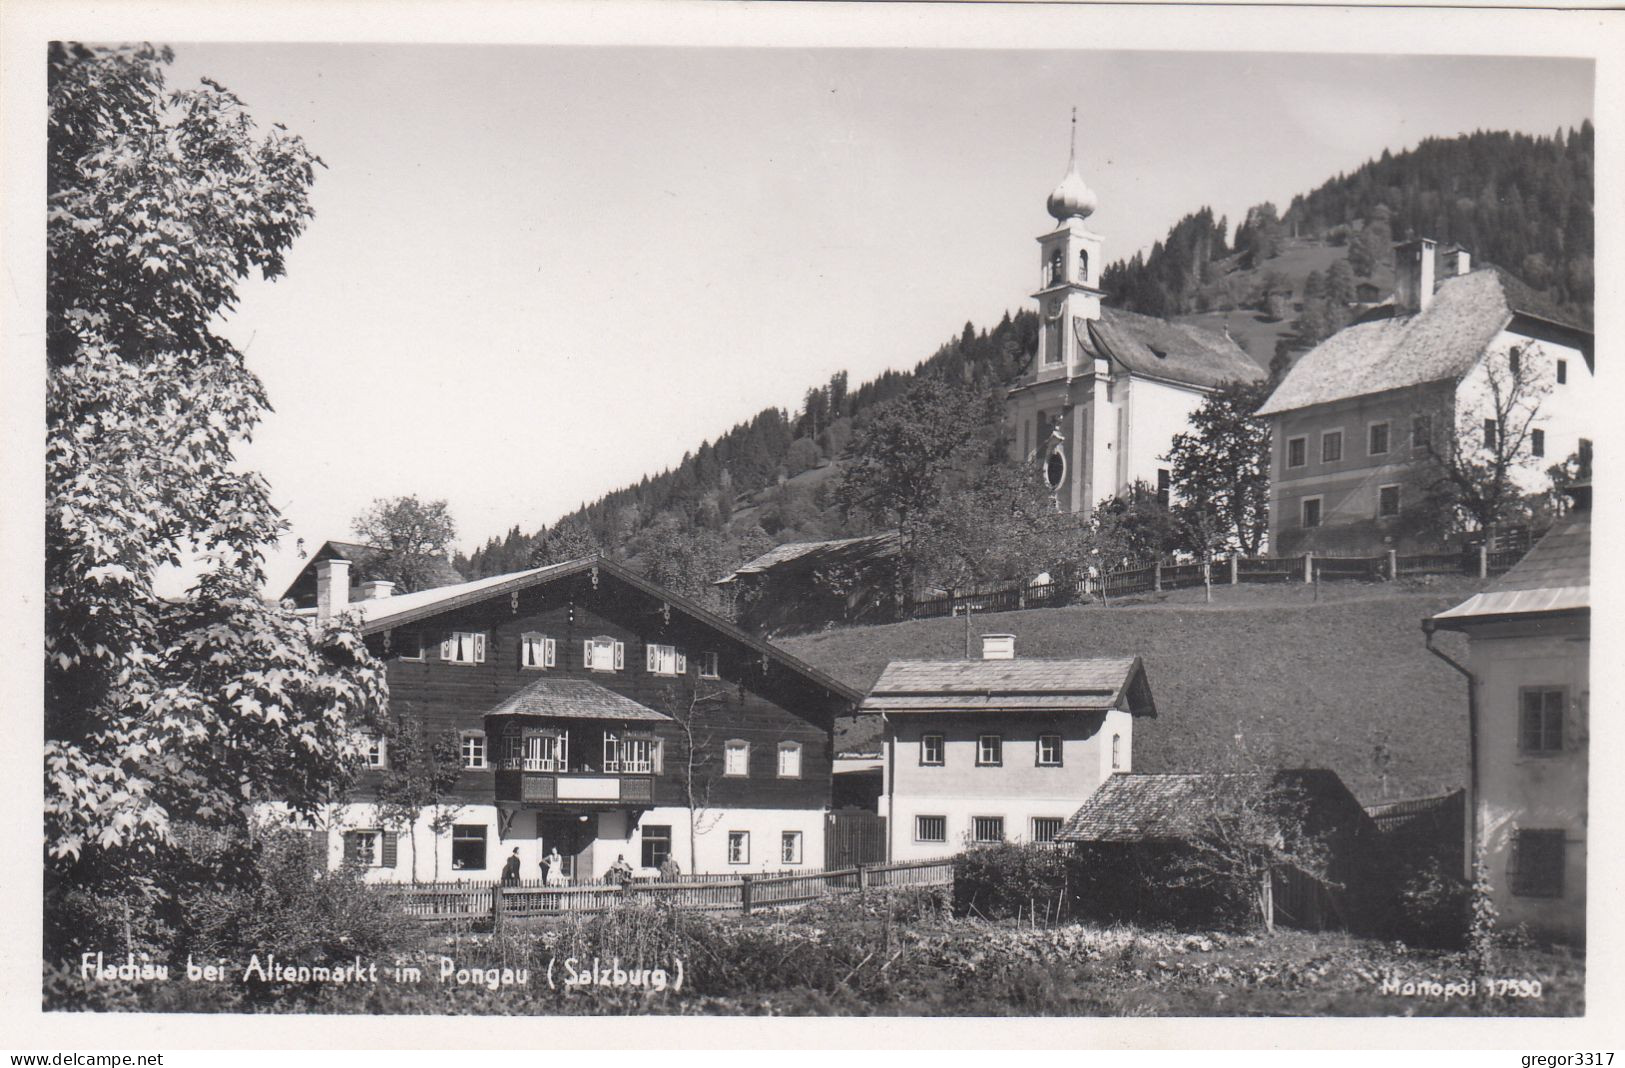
[281,555,859,883]
[1425,486,1589,944]
[862,633,1156,862]
[1006,123,1263,513]
[1256,240,1594,556]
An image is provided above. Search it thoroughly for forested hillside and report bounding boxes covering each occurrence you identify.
[459,126,1593,596]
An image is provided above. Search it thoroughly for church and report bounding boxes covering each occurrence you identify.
[1006,123,1263,513]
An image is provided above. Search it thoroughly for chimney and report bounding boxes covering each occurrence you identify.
[1393,238,1437,314]
[981,633,1016,660]
[315,558,351,622]
[360,579,396,601]
[1440,245,1472,279]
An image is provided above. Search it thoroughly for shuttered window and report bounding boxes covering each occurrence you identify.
[521,632,556,669]
[441,631,486,664]
[342,830,396,868]
[645,643,683,676]
[585,637,624,671]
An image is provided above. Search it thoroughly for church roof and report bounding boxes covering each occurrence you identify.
[1256,267,1592,417]
[1074,307,1264,390]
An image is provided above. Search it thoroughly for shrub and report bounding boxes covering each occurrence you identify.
[953,842,1070,921]
[1390,856,1470,949]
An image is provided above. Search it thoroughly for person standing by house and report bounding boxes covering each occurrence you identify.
[606,854,635,887]
[543,847,566,887]
[500,847,521,886]
[659,856,681,882]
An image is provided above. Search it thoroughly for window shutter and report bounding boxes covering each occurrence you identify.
[381,831,398,868]
[676,651,687,675]
[544,638,556,668]
[614,642,625,670]
[440,637,454,661]
[474,633,486,663]
[583,640,593,667]
[342,832,360,865]
[646,644,657,672]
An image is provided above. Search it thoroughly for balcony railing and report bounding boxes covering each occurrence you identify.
[494,768,655,805]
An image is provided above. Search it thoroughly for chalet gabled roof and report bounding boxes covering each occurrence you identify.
[1078,307,1264,390]
[716,532,898,584]
[1431,505,1590,625]
[337,555,863,705]
[859,655,1154,716]
[1256,267,1593,417]
[278,539,464,606]
[485,677,673,723]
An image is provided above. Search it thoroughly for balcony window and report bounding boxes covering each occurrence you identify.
[777,741,802,778]
[781,831,803,865]
[440,630,486,665]
[521,632,556,669]
[724,740,750,777]
[460,730,486,770]
[451,824,487,871]
[727,831,750,865]
[604,733,660,774]
[584,636,625,672]
[506,729,567,772]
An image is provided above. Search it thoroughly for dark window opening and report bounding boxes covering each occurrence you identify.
[1532,429,1546,457]
[1287,437,1307,468]
[1520,688,1565,753]
[1156,468,1171,507]
[1302,498,1322,528]
[641,825,672,869]
[1484,419,1499,450]
[1046,450,1065,490]
[1557,359,1568,384]
[1378,485,1400,518]
[1510,829,1565,897]
[451,824,487,870]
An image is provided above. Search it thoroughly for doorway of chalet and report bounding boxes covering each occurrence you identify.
[537,813,595,882]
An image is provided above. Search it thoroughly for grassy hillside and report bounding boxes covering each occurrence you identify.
[783,579,1483,804]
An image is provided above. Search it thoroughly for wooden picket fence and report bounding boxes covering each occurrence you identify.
[908,542,1529,621]
[384,857,955,924]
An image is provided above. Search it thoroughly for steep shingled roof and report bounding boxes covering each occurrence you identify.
[1055,769,1358,843]
[716,532,898,583]
[1432,504,1590,624]
[1077,306,1264,390]
[1256,267,1592,417]
[859,656,1154,715]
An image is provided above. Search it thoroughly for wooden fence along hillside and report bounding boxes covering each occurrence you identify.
[384,857,955,924]
[909,543,1530,621]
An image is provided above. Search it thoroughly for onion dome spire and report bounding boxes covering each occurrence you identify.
[1046,107,1098,223]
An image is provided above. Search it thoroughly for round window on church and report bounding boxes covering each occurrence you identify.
[1045,447,1066,491]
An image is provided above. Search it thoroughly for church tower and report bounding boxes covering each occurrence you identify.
[1032,109,1106,378]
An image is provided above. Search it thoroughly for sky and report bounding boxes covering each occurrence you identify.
[149,44,1594,597]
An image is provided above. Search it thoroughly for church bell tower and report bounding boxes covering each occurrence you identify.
[1032,108,1105,378]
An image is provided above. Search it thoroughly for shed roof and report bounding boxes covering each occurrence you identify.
[1432,507,1590,624]
[859,656,1154,716]
[1054,769,1354,843]
[1078,306,1264,390]
[717,532,898,583]
[1257,267,1592,417]
[484,677,672,723]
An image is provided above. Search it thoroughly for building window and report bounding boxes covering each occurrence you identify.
[1368,421,1390,456]
[460,730,486,770]
[1532,429,1545,458]
[1301,497,1322,529]
[1156,468,1171,507]
[1557,359,1567,384]
[1510,829,1565,898]
[781,831,803,865]
[609,734,659,775]
[976,734,1003,767]
[1031,817,1063,844]
[727,831,750,865]
[777,741,802,778]
[1049,247,1064,286]
[395,628,424,661]
[1046,448,1066,490]
[1111,733,1122,770]
[584,636,624,672]
[1287,436,1307,469]
[920,733,944,766]
[724,739,750,777]
[699,651,721,679]
[1079,248,1089,282]
[641,825,672,869]
[1520,687,1565,753]
[512,729,566,772]
[363,733,387,769]
[521,632,555,669]
[1037,734,1063,767]
[1321,430,1343,464]
[1378,484,1401,519]
[343,829,394,868]
[972,817,1005,844]
[1412,414,1431,451]
[451,824,487,870]
[645,643,685,676]
[915,815,947,843]
[1484,419,1498,450]
[440,631,486,665]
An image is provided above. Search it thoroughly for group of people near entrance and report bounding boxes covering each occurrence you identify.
[499,847,683,887]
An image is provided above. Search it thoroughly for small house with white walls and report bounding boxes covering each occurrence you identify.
[1006,116,1263,513]
[863,633,1156,861]
[278,553,859,883]
[1425,485,1589,944]
[1256,239,1593,556]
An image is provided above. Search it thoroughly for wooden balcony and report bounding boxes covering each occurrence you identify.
[494,766,655,806]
